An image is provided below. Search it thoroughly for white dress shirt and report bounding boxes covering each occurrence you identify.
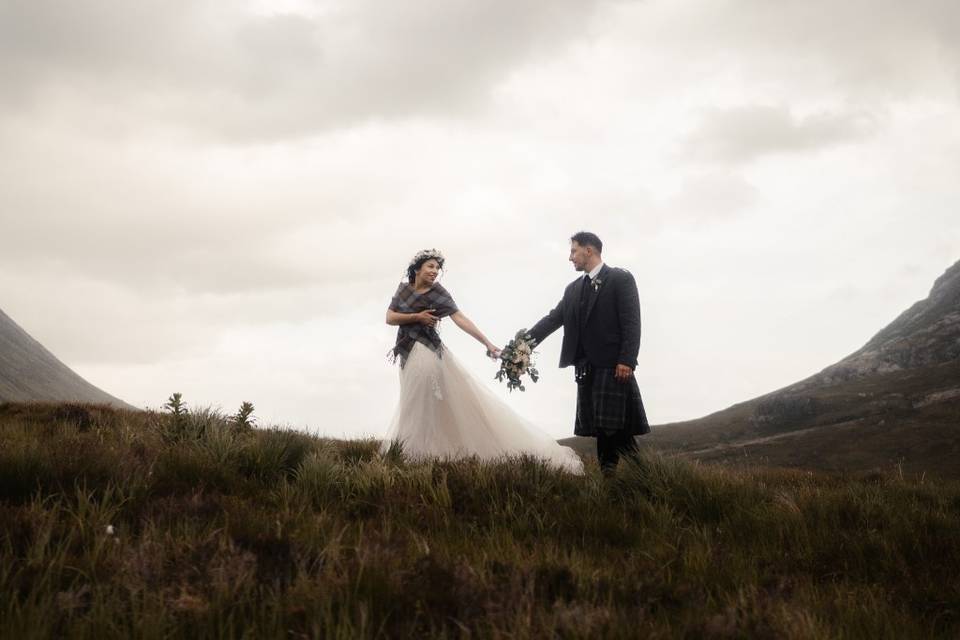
[587,262,604,281]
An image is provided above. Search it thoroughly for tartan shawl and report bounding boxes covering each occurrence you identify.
[388,282,459,367]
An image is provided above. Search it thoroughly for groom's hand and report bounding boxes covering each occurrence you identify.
[614,364,633,383]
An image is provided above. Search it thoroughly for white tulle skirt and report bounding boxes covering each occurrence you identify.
[382,341,584,474]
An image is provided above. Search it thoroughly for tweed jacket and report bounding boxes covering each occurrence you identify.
[528,264,641,369]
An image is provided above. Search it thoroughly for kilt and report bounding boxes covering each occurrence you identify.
[574,365,650,437]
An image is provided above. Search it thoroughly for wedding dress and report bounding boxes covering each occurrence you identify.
[382,341,584,474]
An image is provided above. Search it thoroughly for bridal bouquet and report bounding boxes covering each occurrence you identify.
[494,329,539,392]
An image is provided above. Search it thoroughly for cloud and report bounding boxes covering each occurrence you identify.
[1,0,958,436]
[0,116,422,295]
[0,110,668,298]
[600,0,960,111]
[657,171,758,222]
[723,0,960,93]
[0,0,620,140]
[684,105,879,164]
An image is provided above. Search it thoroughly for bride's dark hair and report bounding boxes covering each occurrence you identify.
[406,250,445,284]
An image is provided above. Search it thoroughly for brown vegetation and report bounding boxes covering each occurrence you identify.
[2,402,959,638]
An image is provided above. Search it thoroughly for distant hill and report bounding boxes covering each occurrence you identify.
[0,307,134,409]
[562,259,960,478]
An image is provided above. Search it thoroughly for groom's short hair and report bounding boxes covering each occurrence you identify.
[570,231,602,254]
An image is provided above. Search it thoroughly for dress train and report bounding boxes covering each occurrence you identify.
[382,342,584,474]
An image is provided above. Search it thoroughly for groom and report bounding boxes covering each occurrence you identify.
[528,232,649,474]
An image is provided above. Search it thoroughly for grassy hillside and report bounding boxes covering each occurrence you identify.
[569,360,960,479]
[2,402,960,638]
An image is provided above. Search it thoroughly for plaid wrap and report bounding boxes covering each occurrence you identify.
[574,365,650,437]
[389,282,458,367]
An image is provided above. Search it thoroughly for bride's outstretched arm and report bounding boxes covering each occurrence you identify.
[450,312,500,355]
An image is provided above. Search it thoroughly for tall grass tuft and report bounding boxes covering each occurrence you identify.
[230,401,256,431]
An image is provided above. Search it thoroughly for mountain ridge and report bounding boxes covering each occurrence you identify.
[793,258,960,389]
[0,306,134,409]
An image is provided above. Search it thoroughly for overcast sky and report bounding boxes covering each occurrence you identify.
[2,0,958,439]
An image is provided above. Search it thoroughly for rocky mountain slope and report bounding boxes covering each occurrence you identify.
[0,307,133,408]
[562,259,960,478]
[796,259,960,388]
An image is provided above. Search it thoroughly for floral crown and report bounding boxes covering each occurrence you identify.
[408,249,445,268]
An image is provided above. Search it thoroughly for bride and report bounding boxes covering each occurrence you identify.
[382,249,584,474]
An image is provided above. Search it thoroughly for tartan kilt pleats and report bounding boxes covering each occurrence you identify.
[574,367,650,437]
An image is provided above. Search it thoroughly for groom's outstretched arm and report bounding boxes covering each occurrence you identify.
[528,297,565,345]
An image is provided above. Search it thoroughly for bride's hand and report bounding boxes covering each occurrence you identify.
[485,344,502,360]
[415,309,439,327]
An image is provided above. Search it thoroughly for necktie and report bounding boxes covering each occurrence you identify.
[579,275,591,328]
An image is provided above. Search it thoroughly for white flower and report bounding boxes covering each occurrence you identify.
[105,525,115,536]
[495,329,540,392]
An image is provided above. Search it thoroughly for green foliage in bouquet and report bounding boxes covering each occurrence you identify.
[495,329,539,392]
